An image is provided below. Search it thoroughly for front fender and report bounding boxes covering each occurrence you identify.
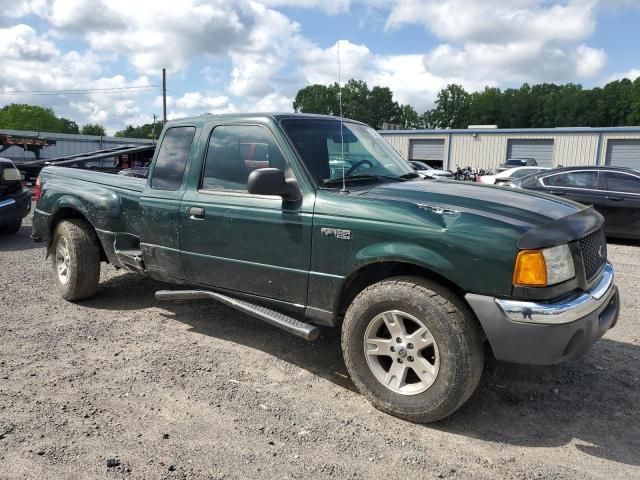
[353,241,456,280]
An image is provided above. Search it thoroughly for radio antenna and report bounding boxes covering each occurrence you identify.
[338,40,348,193]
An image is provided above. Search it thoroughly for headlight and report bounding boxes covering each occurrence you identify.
[513,244,575,287]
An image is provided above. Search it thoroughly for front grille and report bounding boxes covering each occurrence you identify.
[578,229,607,281]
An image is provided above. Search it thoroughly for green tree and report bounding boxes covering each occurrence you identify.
[57,117,80,134]
[293,83,340,115]
[397,104,422,129]
[428,84,470,129]
[339,79,372,124]
[115,123,157,139]
[628,77,640,126]
[468,87,503,126]
[368,86,400,129]
[0,104,63,132]
[293,79,404,128]
[81,123,106,136]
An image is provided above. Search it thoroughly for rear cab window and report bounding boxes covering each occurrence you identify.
[150,126,196,191]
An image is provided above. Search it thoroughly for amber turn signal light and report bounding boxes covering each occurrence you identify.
[513,250,547,287]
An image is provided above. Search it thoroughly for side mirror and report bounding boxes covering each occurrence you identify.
[248,168,285,196]
[248,168,303,202]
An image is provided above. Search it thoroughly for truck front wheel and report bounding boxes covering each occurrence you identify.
[341,277,484,423]
[51,219,100,301]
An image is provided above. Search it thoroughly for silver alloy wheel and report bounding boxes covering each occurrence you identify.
[363,310,440,395]
[55,236,71,285]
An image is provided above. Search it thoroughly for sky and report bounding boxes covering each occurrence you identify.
[1,0,640,135]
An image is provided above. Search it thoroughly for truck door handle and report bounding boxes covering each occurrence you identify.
[551,190,565,196]
[606,196,624,201]
[189,206,205,219]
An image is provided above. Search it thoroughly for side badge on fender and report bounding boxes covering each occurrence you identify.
[321,227,352,241]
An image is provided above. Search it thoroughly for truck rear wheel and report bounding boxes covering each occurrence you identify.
[341,276,484,423]
[51,219,100,301]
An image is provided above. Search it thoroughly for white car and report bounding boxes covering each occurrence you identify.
[409,161,453,179]
[479,166,550,185]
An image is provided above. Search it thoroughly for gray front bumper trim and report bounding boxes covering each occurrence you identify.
[495,262,614,325]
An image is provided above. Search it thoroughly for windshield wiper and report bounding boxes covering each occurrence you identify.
[323,174,409,187]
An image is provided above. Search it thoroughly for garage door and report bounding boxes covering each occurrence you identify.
[409,139,445,167]
[605,140,640,168]
[506,139,554,167]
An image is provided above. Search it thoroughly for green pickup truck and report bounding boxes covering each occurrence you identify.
[32,113,619,422]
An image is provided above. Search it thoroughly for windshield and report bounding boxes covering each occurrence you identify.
[281,119,415,186]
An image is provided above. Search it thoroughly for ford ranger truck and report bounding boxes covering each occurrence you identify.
[32,114,620,422]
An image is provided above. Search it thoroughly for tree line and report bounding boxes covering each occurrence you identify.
[2,77,639,137]
[0,104,107,136]
[294,77,640,129]
[0,103,161,138]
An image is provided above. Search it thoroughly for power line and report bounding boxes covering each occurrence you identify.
[0,85,161,96]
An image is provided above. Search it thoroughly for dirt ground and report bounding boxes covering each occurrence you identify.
[1,213,638,480]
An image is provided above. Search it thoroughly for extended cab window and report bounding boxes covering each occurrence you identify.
[604,172,640,194]
[150,126,196,191]
[201,125,287,192]
[542,171,599,189]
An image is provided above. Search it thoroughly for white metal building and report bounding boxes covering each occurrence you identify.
[379,127,640,171]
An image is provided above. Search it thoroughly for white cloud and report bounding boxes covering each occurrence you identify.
[257,0,350,14]
[604,68,640,83]
[45,0,253,73]
[0,0,633,132]
[227,3,302,98]
[424,42,606,84]
[0,0,47,20]
[380,0,607,92]
[0,24,58,62]
[386,0,597,44]
[175,92,231,110]
[298,41,374,85]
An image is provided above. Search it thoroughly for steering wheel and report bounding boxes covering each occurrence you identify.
[345,159,373,176]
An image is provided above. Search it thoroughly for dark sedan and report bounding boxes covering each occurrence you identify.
[515,166,640,239]
[0,158,32,234]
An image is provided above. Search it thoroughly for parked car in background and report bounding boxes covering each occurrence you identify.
[514,166,640,239]
[409,161,453,179]
[479,166,550,185]
[497,157,538,172]
[0,158,32,234]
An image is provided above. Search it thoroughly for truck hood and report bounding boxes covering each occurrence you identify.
[356,180,602,247]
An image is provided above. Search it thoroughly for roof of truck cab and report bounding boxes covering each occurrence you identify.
[165,112,366,126]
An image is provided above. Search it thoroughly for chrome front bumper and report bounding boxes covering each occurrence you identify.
[465,264,619,365]
[495,263,614,325]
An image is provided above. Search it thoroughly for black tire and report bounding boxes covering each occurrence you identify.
[341,276,484,423]
[0,219,22,234]
[51,219,100,301]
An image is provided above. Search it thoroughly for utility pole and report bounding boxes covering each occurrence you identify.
[152,114,157,143]
[162,68,167,124]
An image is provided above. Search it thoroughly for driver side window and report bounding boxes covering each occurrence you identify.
[201,125,287,192]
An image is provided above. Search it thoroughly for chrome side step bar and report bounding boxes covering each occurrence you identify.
[155,289,320,341]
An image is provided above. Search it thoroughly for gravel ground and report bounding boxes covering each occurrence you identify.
[1,212,639,480]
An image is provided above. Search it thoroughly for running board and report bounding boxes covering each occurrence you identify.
[155,289,320,341]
